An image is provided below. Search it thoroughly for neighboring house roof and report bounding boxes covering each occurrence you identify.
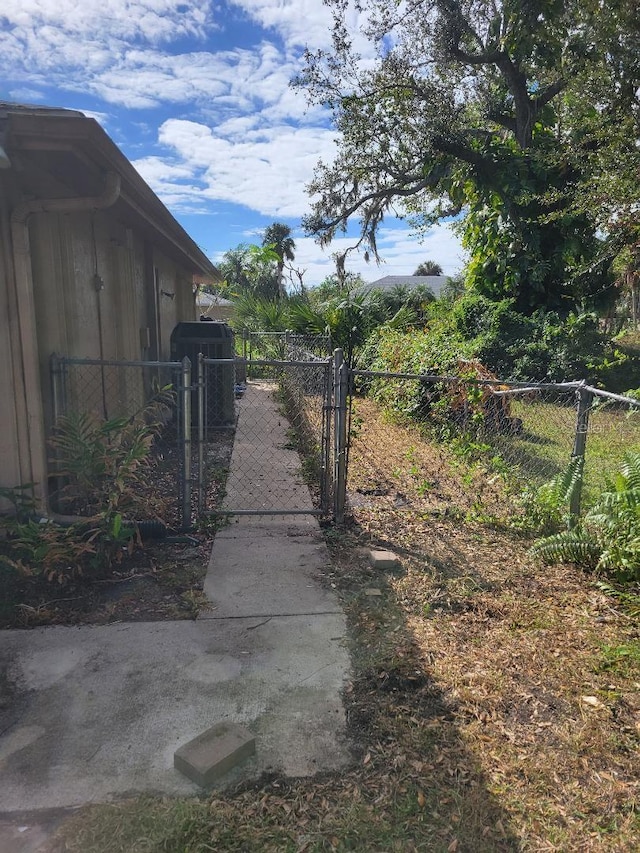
[365,275,449,297]
[0,101,221,281]
[196,292,234,309]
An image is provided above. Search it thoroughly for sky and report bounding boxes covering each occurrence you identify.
[0,0,466,288]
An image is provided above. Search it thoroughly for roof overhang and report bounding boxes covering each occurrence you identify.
[1,105,221,280]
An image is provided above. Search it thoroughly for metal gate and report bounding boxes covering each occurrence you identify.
[49,350,348,529]
[197,356,334,517]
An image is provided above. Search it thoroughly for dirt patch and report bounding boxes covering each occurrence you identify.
[0,533,215,628]
[0,424,233,629]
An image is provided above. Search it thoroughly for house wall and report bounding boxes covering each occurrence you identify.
[0,198,198,508]
[0,186,27,507]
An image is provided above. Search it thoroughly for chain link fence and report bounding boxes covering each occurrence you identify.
[199,358,332,516]
[344,370,640,524]
[48,351,640,529]
[50,354,192,529]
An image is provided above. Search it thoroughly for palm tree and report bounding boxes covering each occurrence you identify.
[414,260,443,276]
[262,223,295,299]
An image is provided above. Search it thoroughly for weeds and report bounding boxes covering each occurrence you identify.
[1,391,172,584]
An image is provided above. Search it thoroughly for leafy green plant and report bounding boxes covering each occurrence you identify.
[520,456,584,533]
[0,484,37,521]
[49,388,172,519]
[531,452,640,582]
[1,519,97,584]
[1,390,174,585]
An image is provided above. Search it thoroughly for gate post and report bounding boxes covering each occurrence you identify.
[333,348,348,524]
[180,355,192,530]
[569,382,593,521]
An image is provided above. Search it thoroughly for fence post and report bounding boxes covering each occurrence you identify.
[180,355,192,530]
[333,348,348,524]
[197,352,205,515]
[569,382,593,520]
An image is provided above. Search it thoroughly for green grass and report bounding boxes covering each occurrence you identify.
[487,398,640,510]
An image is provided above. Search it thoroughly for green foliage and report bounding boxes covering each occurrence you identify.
[448,294,607,381]
[234,275,438,366]
[532,452,640,582]
[50,388,171,518]
[520,456,584,533]
[0,518,98,584]
[261,222,295,298]
[0,391,172,585]
[0,483,36,520]
[360,294,614,383]
[217,243,281,301]
[413,260,443,276]
[295,0,637,314]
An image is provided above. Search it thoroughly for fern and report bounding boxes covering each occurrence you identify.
[619,453,640,491]
[531,530,601,566]
[531,452,640,583]
[521,455,584,533]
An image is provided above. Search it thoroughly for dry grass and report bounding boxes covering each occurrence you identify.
[50,399,639,852]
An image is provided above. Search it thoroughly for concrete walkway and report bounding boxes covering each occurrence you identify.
[0,381,350,850]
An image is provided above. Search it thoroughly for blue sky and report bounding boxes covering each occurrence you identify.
[0,0,465,287]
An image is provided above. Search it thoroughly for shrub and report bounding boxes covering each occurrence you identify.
[0,390,171,584]
[531,452,640,583]
[49,387,172,519]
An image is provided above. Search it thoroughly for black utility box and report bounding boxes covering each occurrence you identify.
[170,321,235,426]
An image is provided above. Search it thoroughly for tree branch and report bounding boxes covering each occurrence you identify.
[534,78,567,110]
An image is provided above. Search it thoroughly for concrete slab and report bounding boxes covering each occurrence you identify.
[204,526,340,617]
[174,722,255,786]
[0,810,69,853]
[0,614,349,811]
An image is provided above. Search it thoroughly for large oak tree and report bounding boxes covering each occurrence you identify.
[295,0,639,314]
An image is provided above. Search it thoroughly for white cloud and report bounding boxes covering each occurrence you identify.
[229,0,334,50]
[155,118,337,217]
[7,86,44,102]
[132,155,196,183]
[0,1,213,44]
[291,224,465,288]
[77,109,112,127]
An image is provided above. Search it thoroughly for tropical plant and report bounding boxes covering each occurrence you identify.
[520,456,584,533]
[1,390,171,584]
[217,243,281,301]
[262,222,296,299]
[531,452,640,582]
[49,388,172,519]
[414,261,443,276]
[0,519,97,583]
